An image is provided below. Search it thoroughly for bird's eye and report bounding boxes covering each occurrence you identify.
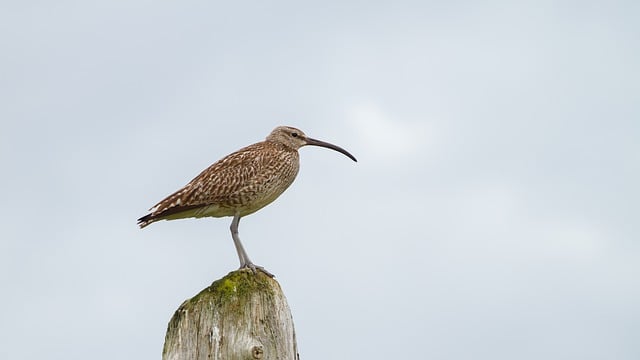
[291,132,298,138]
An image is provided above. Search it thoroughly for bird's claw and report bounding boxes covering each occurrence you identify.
[241,263,275,278]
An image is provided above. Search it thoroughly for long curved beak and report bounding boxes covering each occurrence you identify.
[306,137,358,162]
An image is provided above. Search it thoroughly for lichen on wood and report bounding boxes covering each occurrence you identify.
[162,269,298,360]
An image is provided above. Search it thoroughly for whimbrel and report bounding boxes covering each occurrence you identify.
[138,126,357,276]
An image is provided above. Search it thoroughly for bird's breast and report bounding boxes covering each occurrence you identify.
[232,146,300,216]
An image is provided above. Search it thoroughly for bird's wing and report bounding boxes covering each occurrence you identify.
[140,142,279,222]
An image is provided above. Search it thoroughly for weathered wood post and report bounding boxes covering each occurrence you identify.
[163,270,298,360]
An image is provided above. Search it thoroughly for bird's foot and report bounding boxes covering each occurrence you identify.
[241,262,275,278]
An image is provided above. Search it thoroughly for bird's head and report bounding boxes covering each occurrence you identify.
[266,126,357,162]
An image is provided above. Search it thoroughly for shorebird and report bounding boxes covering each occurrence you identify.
[138,126,357,276]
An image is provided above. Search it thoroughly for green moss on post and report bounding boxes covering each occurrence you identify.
[163,270,298,360]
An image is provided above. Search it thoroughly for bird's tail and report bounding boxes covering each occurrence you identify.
[137,213,156,228]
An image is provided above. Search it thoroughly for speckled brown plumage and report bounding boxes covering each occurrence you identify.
[138,125,357,275]
[137,141,300,227]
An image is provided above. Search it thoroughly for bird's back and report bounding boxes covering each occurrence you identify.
[138,141,300,227]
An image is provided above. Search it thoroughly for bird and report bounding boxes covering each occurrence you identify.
[138,125,357,277]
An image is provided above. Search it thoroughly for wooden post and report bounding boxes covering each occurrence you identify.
[162,270,299,360]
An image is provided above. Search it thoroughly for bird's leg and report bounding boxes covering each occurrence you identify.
[230,214,248,266]
[229,214,274,277]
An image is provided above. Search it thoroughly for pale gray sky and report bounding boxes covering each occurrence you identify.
[1,1,639,359]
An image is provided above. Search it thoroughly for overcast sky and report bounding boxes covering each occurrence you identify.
[1,1,639,359]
